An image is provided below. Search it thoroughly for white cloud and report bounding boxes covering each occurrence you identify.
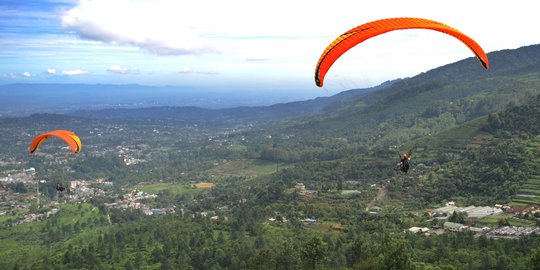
[61,0,219,55]
[23,72,31,77]
[107,65,129,74]
[62,69,88,75]
[245,57,268,62]
[177,67,192,74]
[47,68,57,75]
[2,0,537,89]
[58,0,536,87]
[196,71,219,75]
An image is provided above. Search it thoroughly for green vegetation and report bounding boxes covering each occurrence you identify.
[476,214,536,227]
[0,203,107,269]
[1,44,540,269]
[139,183,199,196]
[210,159,280,178]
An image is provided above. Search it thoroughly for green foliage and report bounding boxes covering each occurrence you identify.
[380,235,413,270]
[300,236,328,269]
[487,94,540,136]
[448,211,467,224]
[3,45,540,270]
[529,248,540,270]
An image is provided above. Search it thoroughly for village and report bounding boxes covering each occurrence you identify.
[406,201,540,239]
[265,182,540,239]
[2,165,540,241]
[0,165,231,227]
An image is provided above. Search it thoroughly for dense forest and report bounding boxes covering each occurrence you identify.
[23,209,540,270]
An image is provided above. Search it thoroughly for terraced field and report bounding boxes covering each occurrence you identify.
[408,116,491,163]
[511,136,540,206]
[406,116,540,207]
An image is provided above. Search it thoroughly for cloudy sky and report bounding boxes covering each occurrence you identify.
[1,0,538,94]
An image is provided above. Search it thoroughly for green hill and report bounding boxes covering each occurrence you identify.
[512,135,540,206]
[401,92,540,206]
[254,45,540,165]
[291,45,540,137]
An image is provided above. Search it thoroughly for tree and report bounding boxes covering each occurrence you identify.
[300,237,327,270]
[247,248,274,270]
[14,182,28,193]
[448,211,467,224]
[498,218,510,227]
[495,255,509,270]
[276,242,301,270]
[346,238,365,267]
[380,235,412,270]
[487,113,502,130]
[529,248,540,270]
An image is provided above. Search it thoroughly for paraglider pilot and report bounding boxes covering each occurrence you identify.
[56,183,65,192]
[398,150,412,173]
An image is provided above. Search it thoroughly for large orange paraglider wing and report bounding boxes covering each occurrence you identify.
[314,17,489,87]
[29,130,82,154]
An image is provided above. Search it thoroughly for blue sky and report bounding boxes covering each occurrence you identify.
[1,0,539,95]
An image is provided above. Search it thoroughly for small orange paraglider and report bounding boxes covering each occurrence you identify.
[29,130,82,154]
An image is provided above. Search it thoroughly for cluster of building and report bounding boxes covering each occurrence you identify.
[0,201,29,216]
[69,179,113,201]
[408,222,540,239]
[109,189,183,218]
[1,168,36,184]
[294,183,318,197]
[405,201,539,239]
[2,207,59,227]
[268,217,317,223]
[105,190,158,210]
[116,146,147,166]
[0,158,23,168]
[18,208,59,225]
[143,208,175,216]
[431,202,504,221]
[486,226,540,239]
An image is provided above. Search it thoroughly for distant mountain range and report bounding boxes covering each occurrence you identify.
[69,44,540,130]
[0,83,322,117]
[3,44,540,131]
[69,79,399,125]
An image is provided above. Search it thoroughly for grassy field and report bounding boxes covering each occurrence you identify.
[210,159,281,178]
[139,182,202,195]
[227,144,248,152]
[475,214,536,227]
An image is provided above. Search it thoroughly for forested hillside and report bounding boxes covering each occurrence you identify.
[10,95,540,269]
[252,45,540,164]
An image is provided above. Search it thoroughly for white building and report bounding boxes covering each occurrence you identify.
[408,227,430,234]
[433,205,503,220]
[295,183,306,192]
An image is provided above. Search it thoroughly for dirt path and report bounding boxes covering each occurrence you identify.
[365,181,389,211]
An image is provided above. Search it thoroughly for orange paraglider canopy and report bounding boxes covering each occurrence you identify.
[315,17,489,87]
[29,130,82,154]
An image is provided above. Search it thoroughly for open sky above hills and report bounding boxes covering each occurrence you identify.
[1,0,539,95]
